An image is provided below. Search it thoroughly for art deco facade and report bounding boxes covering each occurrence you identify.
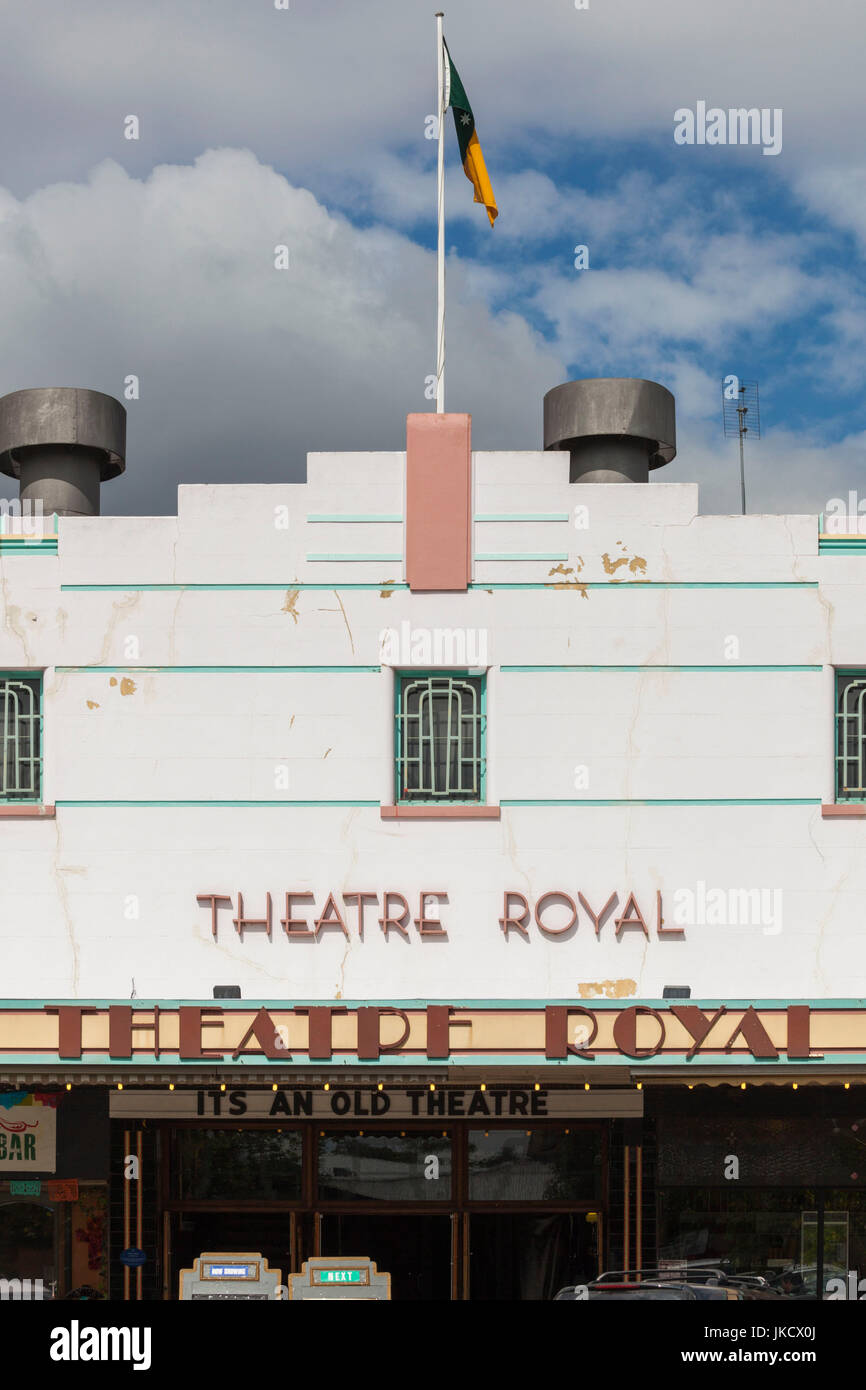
[0,378,864,1299]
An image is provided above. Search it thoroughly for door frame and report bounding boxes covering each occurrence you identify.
[155,1117,609,1298]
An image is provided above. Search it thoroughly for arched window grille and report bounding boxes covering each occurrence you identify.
[396,674,485,803]
[836,672,866,801]
[0,676,42,802]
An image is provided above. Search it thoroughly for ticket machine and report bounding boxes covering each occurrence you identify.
[178,1252,282,1300]
[288,1256,390,1301]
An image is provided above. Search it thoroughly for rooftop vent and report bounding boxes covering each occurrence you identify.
[543,377,676,483]
[0,387,126,517]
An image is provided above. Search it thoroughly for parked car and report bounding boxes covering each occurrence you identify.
[556,1284,697,1295]
[595,1263,732,1283]
[680,1283,742,1301]
[768,1263,849,1299]
[554,1280,698,1300]
[577,1265,769,1301]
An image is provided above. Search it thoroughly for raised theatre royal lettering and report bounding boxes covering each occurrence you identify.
[195,889,678,941]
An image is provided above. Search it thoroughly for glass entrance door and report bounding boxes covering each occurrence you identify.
[800,1209,850,1298]
[169,1211,297,1298]
[318,1213,454,1301]
[467,1212,598,1300]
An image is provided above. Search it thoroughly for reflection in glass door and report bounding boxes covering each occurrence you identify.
[468,1213,597,1300]
[464,1125,603,1299]
[169,1211,297,1297]
[0,1198,57,1294]
[319,1213,453,1300]
[801,1210,849,1297]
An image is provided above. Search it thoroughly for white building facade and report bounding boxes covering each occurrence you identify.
[0,379,865,1300]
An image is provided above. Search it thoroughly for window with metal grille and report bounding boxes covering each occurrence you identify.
[0,675,42,802]
[836,671,866,801]
[396,673,485,803]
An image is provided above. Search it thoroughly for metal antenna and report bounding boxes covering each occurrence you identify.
[722,379,760,514]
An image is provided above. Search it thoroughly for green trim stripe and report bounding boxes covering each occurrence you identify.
[0,1050,863,1069]
[502,664,822,672]
[470,581,820,590]
[0,536,57,547]
[4,996,866,1010]
[58,580,817,592]
[50,797,821,809]
[820,539,866,553]
[501,797,821,806]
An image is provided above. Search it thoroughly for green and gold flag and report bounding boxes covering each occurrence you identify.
[443,41,498,226]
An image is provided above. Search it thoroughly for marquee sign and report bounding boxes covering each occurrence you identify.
[110,1085,644,1120]
[0,1001,863,1070]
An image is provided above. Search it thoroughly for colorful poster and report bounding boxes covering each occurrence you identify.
[0,1098,57,1172]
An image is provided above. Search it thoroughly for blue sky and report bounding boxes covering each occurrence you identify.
[0,0,863,516]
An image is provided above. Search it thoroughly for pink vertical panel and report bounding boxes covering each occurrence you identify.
[405,413,471,591]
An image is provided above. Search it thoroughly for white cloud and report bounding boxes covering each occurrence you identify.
[0,1,863,518]
[534,248,821,363]
[0,148,861,520]
[0,150,564,513]
[2,0,864,196]
[796,164,866,250]
[671,424,866,518]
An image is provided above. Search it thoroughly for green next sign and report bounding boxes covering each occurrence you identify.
[319,1270,362,1284]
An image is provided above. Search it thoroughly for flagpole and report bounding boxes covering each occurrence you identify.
[435,11,445,413]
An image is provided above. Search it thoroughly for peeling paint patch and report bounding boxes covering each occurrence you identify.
[120,677,136,696]
[379,587,395,599]
[602,548,647,580]
[577,979,637,999]
[86,700,99,710]
[602,552,631,575]
[109,677,117,687]
[546,562,588,598]
[282,589,300,623]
